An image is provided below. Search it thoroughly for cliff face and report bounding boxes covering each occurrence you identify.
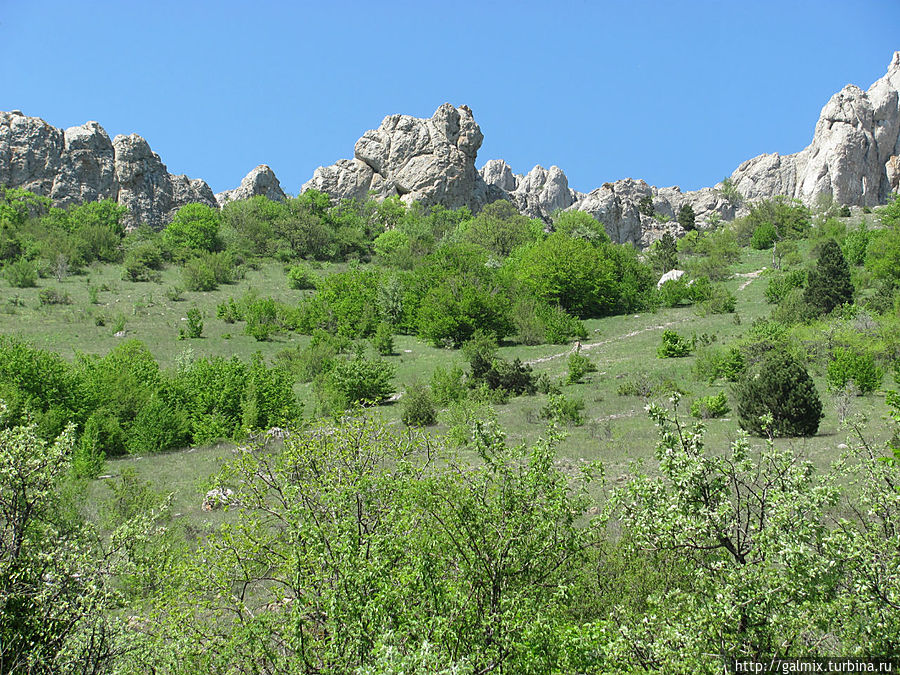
[0,111,216,228]
[730,51,900,207]
[2,52,899,241]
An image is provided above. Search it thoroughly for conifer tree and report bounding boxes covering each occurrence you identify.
[803,239,853,315]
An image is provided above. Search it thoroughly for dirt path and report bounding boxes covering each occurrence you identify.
[524,318,694,366]
[734,268,766,291]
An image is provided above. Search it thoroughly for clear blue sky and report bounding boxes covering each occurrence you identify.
[2,0,898,196]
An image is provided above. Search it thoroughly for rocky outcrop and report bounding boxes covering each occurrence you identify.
[731,51,900,206]
[112,133,216,228]
[216,164,286,207]
[0,111,216,228]
[480,160,578,220]
[303,103,493,211]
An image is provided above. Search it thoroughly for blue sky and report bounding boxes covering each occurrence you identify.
[2,0,898,196]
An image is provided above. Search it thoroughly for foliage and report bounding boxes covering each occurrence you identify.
[750,221,777,249]
[657,329,693,358]
[647,231,678,274]
[826,347,883,394]
[694,344,746,383]
[842,222,870,266]
[460,199,543,257]
[370,321,395,356]
[286,263,317,289]
[764,268,806,304]
[689,391,731,418]
[676,203,695,231]
[804,239,853,316]
[718,177,743,206]
[734,350,823,436]
[540,392,585,425]
[179,307,203,339]
[315,352,396,413]
[0,418,146,673]
[162,203,222,254]
[401,382,437,427]
[299,266,380,338]
[567,351,596,383]
[4,258,37,287]
[552,210,610,244]
[430,363,467,405]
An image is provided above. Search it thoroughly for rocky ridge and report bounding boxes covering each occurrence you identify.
[2,52,899,244]
[0,110,218,228]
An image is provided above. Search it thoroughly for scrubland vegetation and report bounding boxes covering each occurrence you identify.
[2,185,900,672]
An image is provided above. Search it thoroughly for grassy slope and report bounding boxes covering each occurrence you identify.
[3,244,893,523]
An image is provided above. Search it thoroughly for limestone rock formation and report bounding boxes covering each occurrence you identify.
[216,164,286,207]
[0,111,64,196]
[113,133,216,228]
[479,162,578,220]
[0,111,216,228]
[731,51,900,206]
[303,103,492,211]
[51,121,117,207]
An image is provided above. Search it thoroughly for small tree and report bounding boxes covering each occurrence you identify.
[803,239,853,315]
[677,204,696,231]
[734,350,823,436]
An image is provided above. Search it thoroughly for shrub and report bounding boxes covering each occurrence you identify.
[400,382,437,427]
[657,330,693,358]
[750,222,777,250]
[370,322,395,356]
[694,345,745,383]
[286,264,317,290]
[697,285,736,315]
[842,225,870,266]
[567,352,596,384]
[163,203,222,254]
[734,350,823,436]
[540,393,585,425]
[826,347,883,395]
[658,278,691,307]
[179,307,203,340]
[690,392,731,419]
[764,269,806,304]
[430,364,467,405]
[275,330,351,383]
[316,353,395,413]
[38,288,71,305]
[244,297,279,341]
[182,257,218,291]
[4,259,37,288]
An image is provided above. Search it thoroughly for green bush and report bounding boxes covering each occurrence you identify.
[657,277,691,307]
[540,392,585,425]
[163,203,222,254]
[400,382,437,427]
[567,352,596,384]
[826,347,883,394]
[182,257,218,291]
[315,353,395,413]
[690,392,731,419]
[750,222,777,250]
[4,258,37,288]
[38,288,71,305]
[179,307,203,340]
[657,330,693,358]
[694,345,745,383]
[698,284,736,314]
[430,364,467,405]
[764,269,806,304]
[842,225,870,266]
[677,204,696,231]
[286,264,317,290]
[734,350,823,436]
[370,322,395,356]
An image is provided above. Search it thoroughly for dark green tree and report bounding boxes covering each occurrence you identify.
[734,350,823,436]
[677,204,696,231]
[803,239,853,315]
[648,231,678,274]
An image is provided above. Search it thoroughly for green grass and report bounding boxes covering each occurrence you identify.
[4,243,895,529]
